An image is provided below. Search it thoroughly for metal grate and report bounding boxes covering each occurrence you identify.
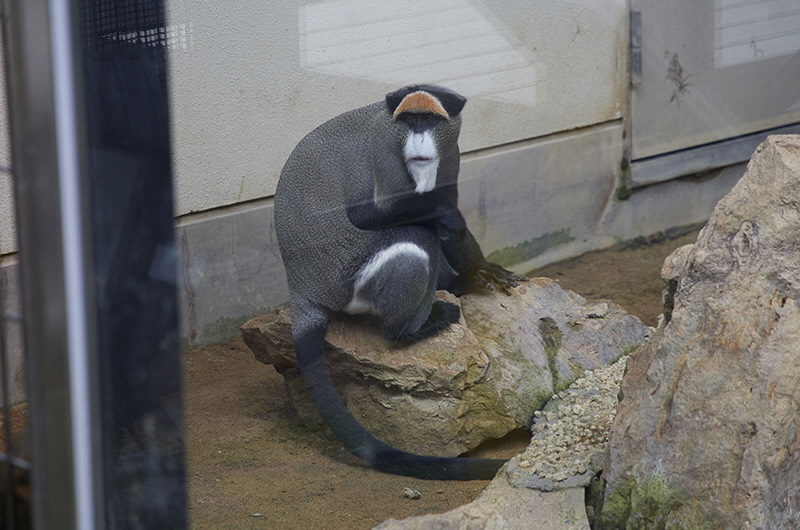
[82,0,166,50]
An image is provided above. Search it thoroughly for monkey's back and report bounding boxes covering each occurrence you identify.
[275,102,394,309]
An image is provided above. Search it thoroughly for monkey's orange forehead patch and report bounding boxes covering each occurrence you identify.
[392,91,449,119]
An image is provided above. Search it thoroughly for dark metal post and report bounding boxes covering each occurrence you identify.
[2,0,186,527]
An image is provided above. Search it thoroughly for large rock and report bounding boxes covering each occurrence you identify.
[242,278,649,456]
[600,136,800,529]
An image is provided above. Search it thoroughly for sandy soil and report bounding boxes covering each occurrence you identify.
[184,229,699,529]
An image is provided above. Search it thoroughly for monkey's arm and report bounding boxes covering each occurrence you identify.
[346,186,466,235]
[441,228,527,295]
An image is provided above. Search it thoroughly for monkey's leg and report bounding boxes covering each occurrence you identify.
[353,243,459,343]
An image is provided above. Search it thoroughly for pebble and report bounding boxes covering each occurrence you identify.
[517,355,629,482]
[403,487,421,500]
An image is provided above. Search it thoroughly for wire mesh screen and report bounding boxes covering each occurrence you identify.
[82,0,166,49]
[81,0,169,90]
[0,0,183,526]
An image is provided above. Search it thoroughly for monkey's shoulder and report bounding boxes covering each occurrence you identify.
[281,102,392,183]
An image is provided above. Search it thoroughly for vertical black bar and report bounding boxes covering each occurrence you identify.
[79,1,187,527]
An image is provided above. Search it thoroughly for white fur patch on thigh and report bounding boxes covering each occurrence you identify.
[344,242,429,315]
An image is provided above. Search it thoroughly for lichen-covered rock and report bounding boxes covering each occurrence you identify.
[600,135,800,529]
[242,279,649,456]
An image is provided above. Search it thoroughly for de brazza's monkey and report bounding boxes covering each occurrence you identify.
[274,84,526,480]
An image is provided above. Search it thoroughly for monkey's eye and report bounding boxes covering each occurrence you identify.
[423,113,436,123]
[404,114,415,125]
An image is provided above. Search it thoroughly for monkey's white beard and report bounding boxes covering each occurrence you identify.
[404,132,439,194]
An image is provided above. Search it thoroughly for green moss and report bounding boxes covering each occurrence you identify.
[615,158,633,201]
[486,228,575,267]
[615,181,633,201]
[202,314,253,340]
[600,476,716,530]
[622,343,643,356]
[186,306,276,348]
[537,317,578,393]
[601,479,634,528]
[567,361,586,381]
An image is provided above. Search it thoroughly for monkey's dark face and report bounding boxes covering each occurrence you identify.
[384,85,466,194]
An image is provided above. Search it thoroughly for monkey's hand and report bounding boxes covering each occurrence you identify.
[471,262,528,295]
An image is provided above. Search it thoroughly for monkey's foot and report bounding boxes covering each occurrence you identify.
[394,300,460,345]
[451,262,527,296]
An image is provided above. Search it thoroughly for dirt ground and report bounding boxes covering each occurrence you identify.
[184,229,700,529]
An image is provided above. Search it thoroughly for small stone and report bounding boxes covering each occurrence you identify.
[403,488,421,500]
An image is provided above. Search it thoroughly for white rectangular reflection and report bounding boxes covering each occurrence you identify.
[299,0,538,107]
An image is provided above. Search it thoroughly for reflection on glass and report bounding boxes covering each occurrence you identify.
[713,0,800,68]
[300,0,538,107]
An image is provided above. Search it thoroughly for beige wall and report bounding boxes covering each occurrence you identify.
[166,0,627,216]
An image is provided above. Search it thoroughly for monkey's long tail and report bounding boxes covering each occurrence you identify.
[293,314,506,481]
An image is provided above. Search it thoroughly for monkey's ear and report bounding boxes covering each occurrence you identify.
[385,88,408,116]
[425,87,466,118]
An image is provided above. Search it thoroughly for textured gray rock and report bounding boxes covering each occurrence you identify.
[600,135,800,529]
[372,355,635,530]
[242,278,649,456]
[372,477,590,530]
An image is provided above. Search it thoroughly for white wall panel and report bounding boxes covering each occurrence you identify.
[167,0,627,216]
